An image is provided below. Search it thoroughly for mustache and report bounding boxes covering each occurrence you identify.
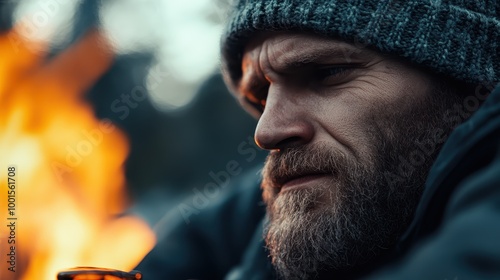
[261,144,352,189]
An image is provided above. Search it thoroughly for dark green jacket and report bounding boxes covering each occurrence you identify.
[364,84,500,279]
[137,84,500,279]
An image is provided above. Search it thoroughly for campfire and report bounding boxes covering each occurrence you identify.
[0,26,155,280]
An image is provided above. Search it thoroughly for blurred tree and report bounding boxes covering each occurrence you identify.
[0,0,14,31]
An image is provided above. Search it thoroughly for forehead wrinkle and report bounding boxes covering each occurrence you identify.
[260,36,367,75]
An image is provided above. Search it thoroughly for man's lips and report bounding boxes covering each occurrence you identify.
[279,173,330,191]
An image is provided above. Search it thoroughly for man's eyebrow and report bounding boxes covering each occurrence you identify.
[238,40,370,96]
[270,43,366,73]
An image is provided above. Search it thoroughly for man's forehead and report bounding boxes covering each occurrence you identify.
[242,32,374,71]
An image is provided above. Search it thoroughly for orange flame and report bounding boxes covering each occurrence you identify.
[0,27,155,280]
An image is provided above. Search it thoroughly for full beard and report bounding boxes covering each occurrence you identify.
[262,85,464,279]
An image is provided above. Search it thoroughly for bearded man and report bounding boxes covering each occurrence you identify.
[137,1,500,279]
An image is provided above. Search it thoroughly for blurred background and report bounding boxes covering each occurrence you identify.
[0,0,266,279]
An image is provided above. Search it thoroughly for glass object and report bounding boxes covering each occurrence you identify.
[57,267,142,280]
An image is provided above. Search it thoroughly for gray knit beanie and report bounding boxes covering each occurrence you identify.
[221,0,500,91]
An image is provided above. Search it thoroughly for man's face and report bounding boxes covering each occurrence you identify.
[238,32,461,279]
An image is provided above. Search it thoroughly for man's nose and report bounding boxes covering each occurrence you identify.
[254,87,314,150]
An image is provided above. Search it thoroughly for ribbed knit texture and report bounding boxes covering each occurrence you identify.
[221,0,500,90]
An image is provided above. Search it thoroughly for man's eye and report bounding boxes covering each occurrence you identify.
[315,66,353,83]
